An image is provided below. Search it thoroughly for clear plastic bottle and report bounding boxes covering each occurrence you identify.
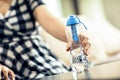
[66,15,89,73]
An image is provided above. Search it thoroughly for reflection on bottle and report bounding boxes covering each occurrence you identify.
[72,72,78,80]
[71,52,89,73]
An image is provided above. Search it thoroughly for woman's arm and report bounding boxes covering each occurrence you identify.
[33,5,67,42]
[33,5,91,55]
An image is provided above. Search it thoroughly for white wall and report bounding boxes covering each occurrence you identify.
[80,0,106,21]
[43,0,63,17]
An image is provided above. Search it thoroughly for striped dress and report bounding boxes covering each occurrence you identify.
[0,0,69,79]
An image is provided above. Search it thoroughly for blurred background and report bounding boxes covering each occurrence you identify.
[40,0,120,66]
[43,0,120,30]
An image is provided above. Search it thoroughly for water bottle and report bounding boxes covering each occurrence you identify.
[66,15,89,73]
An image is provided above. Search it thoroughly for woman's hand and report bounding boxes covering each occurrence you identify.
[0,64,15,80]
[66,34,91,56]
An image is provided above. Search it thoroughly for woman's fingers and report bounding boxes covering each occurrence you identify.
[2,68,8,80]
[79,34,91,55]
[0,64,15,80]
[66,43,70,51]
[8,70,15,80]
[80,35,88,47]
[83,43,91,56]
[0,66,2,79]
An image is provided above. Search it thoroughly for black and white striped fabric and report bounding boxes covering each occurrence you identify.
[0,0,69,79]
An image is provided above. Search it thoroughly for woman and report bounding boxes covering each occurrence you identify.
[0,0,90,79]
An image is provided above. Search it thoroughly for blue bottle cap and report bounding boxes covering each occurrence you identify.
[66,15,80,26]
